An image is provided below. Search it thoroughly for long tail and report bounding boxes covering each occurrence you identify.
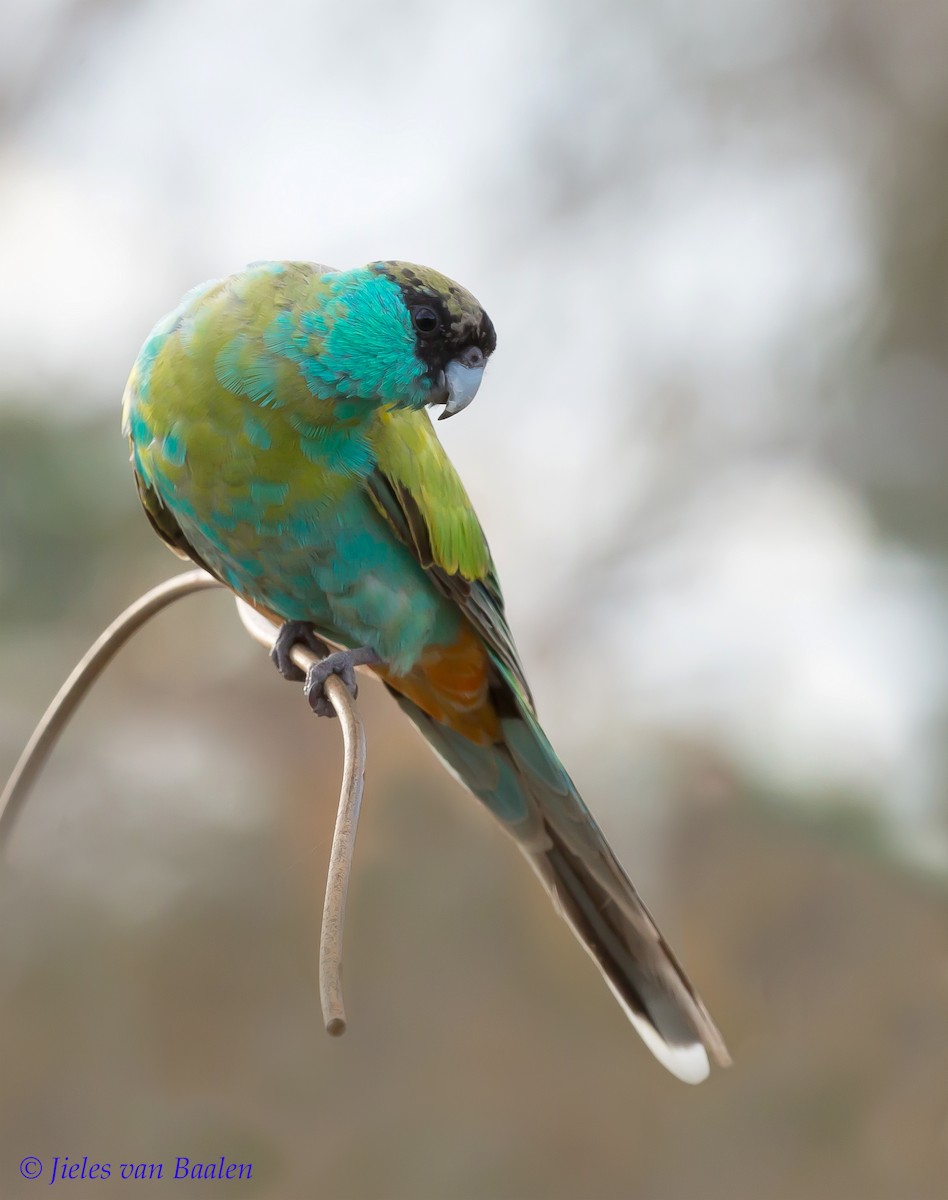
[386,680,730,1084]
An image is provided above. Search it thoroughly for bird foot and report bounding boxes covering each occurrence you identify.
[304,646,382,718]
[270,620,331,683]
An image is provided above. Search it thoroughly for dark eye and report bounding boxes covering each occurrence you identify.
[411,305,440,336]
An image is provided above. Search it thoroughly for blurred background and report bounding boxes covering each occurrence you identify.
[1,0,947,1196]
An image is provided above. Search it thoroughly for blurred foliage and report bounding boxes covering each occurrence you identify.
[0,415,137,624]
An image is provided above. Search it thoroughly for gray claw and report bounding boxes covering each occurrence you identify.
[303,647,382,718]
[271,621,330,683]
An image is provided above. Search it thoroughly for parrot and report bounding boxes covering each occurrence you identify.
[122,259,729,1083]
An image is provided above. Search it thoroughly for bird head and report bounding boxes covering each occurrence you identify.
[368,261,496,419]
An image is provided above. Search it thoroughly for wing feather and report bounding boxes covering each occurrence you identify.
[367,410,534,709]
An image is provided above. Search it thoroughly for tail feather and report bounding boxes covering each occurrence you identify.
[536,824,729,1082]
[386,684,730,1083]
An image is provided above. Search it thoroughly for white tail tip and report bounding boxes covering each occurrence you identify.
[629,1012,711,1084]
[603,973,711,1084]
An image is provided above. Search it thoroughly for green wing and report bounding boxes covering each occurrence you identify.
[367,408,534,709]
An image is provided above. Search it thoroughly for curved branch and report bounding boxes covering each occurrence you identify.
[0,569,222,844]
[0,572,369,1040]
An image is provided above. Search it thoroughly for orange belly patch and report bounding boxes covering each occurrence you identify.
[373,622,499,744]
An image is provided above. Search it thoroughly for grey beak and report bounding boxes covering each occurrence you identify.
[438,347,486,420]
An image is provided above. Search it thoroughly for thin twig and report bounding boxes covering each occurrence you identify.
[235,600,366,1037]
[0,569,223,845]
[1,574,368,1039]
